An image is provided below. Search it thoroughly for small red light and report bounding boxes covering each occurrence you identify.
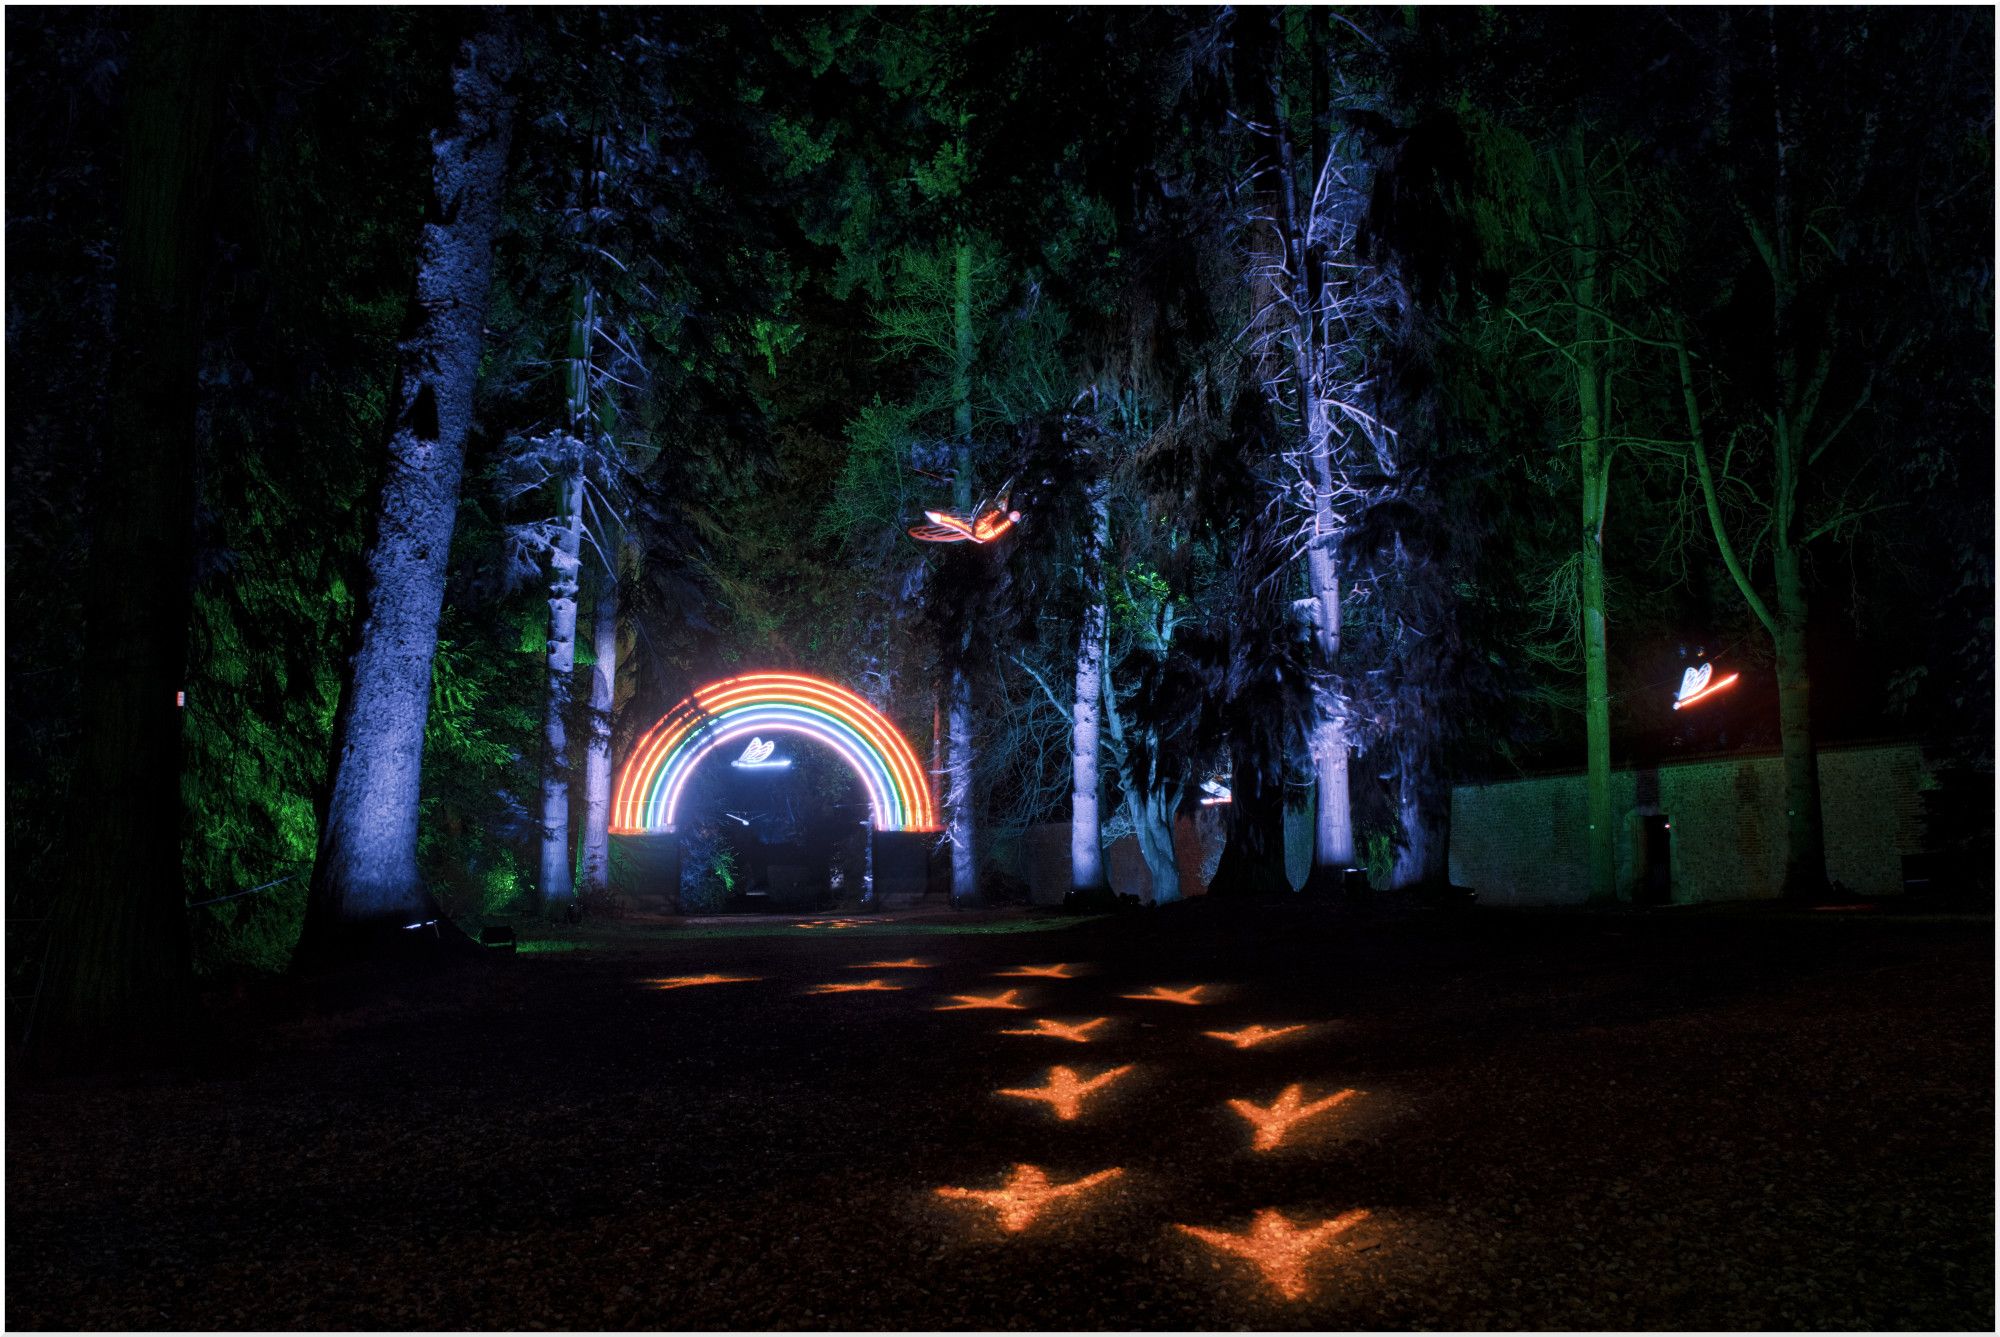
[175,690,186,708]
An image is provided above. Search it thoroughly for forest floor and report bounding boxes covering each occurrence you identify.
[7,897,1993,1331]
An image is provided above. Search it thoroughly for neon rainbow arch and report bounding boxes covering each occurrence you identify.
[612,672,938,834]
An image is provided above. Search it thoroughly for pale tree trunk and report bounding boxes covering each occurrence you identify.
[946,666,976,903]
[1069,479,1111,894]
[539,280,594,913]
[946,238,979,903]
[579,576,617,898]
[1102,663,1181,902]
[1266,33,1352,888]
[36,10,228,1063]
[1570,129,1618,904]
[301,18,515,954]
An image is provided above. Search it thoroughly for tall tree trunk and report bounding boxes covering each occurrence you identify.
[1102,663,1181,902]
[579,576,617,899]
[946,663,976,903]
[1570,129,1618,904]
[1675,324,1826,901]
[1069,479,1110,895]
[300,17,515,955]
[1266,27,1353,889]
[1390,737,1452,890]
[946,238,979,904]
[34,11,229,1064]
[539,280,594,913]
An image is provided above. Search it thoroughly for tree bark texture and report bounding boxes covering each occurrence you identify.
[579,577,617,899]
[944,238,978,902]
[539,280,594,912]
[1103,667,1181,902]
[302,17,516,945]
[946,666,977,903]
[35,11,229,1064]
[1069,479,1110,893]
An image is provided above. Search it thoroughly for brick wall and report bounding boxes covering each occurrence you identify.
[1450,741,1931,905]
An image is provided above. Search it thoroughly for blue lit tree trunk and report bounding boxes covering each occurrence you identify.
[1068,477,1111,896]
[579,575,618,899]
[946,239,979,904]
[34,11,230,1062]
[300,18,516,952]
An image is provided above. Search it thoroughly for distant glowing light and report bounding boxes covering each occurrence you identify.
[936,1163,1124,1232]
[651,974,761,990]
[794,918,869,930]
[1176,1208,1372,1301]
[1228,1084,1358,1151]
[1205,1024,1309,1050]
[997,963,1078,978]
[937,989,1028,1011]
[1672,663,1740,711]
[852,958,933,969]
[731,736,791,769]
[1122,984,1212,1005]
[1000,1017,1112,1044]
[805,978,903,994]
[997,1064,1135,1122]
[612,672,938,833]
[176,690,186,708]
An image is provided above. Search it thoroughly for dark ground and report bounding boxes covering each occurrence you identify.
[7,899,1993,1331]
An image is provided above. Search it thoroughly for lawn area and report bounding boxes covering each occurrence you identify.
[7,899,1992,1330]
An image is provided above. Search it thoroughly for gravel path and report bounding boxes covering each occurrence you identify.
[8,901,1992,1330]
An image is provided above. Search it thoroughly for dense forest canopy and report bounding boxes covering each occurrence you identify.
[5,7,1991,1056]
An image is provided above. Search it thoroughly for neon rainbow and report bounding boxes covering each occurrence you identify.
[612,672,938,833]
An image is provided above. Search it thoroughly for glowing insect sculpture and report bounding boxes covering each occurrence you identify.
[907,494,1021,545]
[1672,661,1740,711]
[730,736,790,768]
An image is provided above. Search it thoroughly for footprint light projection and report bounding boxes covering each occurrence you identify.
[649,974,761,990]
[996,963,1078,979]
[997,1064,1135,1121]
[1121,984,1212,1005]
[852,958,933,969]
[936,989,1028,1011]
[1176,1208,1371,1300]
[935,1163,1124,1233]
[1204,1023,1309,1050]
[999,1017,1111,1044]
[805,978,903,994]
[1228,1084,1358,1151]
